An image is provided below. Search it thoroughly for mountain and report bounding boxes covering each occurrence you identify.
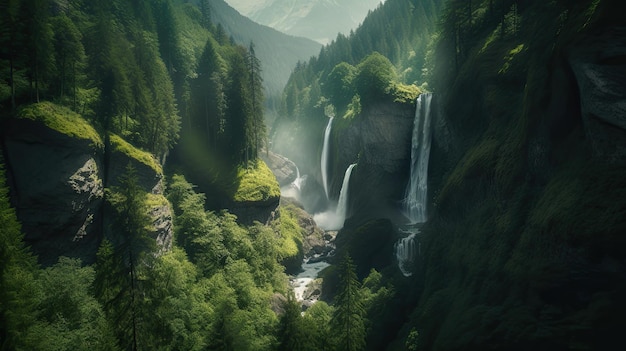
[208,0,322,98]
[224,0,383,44]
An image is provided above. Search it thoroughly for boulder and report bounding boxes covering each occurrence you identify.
[260,149,298,186]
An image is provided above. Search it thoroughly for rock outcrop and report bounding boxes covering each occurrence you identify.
[260,149,298,186]
[2,117,105,265]
[0,107,173,265]
[279,197,329,259]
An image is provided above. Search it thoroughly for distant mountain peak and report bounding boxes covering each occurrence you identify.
[225,0,383,45]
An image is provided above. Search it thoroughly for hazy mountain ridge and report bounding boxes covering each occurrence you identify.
[225,0,383,44]
[209,0,322,97]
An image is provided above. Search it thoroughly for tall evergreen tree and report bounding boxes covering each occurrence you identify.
[247,41,265,159]
[193,37,226,147]
[331,254,366,351]
[104,163,155,351]
[225,48,252,166]
[51,13,85,108]
[199,0,212,29]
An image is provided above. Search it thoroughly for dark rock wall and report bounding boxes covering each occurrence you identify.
[331,100,416,222]
[1,118,173,265]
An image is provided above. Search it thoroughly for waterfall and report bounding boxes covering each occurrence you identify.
[404,93,433,224]
[396,93,432,277]
[335,163,357,222]
[281,165,307,200]
[321,117,333,199]
[292,166,304,191]
[313,163,356,231]
[395,231,417,277]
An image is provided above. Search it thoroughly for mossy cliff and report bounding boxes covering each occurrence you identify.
[228,160,281,225]
[0,102,172,265]
[395,1,626,350]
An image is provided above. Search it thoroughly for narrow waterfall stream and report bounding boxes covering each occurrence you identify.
[321,117,334,200]
[397,93,433,277]
[313,163,357,231]
[280,166,306,200]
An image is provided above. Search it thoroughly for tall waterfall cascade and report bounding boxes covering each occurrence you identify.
[321,117,334,200]
[313,163,357,231]
[404,93,433,223]
[397,93,433,277]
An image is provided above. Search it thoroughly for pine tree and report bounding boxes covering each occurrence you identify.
[199,0,212,29]
[104,163,155,351]
[331,254,366,351]
[225,48,253,166]
[193,37,226,146]
[247,41,265,160]
[51,13,85,109]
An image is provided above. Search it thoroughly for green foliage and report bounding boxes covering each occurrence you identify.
[28,257,119,351]
[406,328,420,351]
[391,82,422,104]
[273,206,305,260]
[354,52,397,102]
[323,62,356,114]
[17,101,103,148]
[343,94,362,120]
[498,43,525,74]
[109,133,162,175]
[232,160,280,202]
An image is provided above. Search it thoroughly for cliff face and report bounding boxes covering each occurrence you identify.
[403,2,626,350]
[330,100,415,221]
[1,108,173,265]
[2,118,105,265]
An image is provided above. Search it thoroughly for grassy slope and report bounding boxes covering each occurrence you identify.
[17,102,103,148]
[232,160,280,203]
[109,133,163,175]
[16,102,161,176]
